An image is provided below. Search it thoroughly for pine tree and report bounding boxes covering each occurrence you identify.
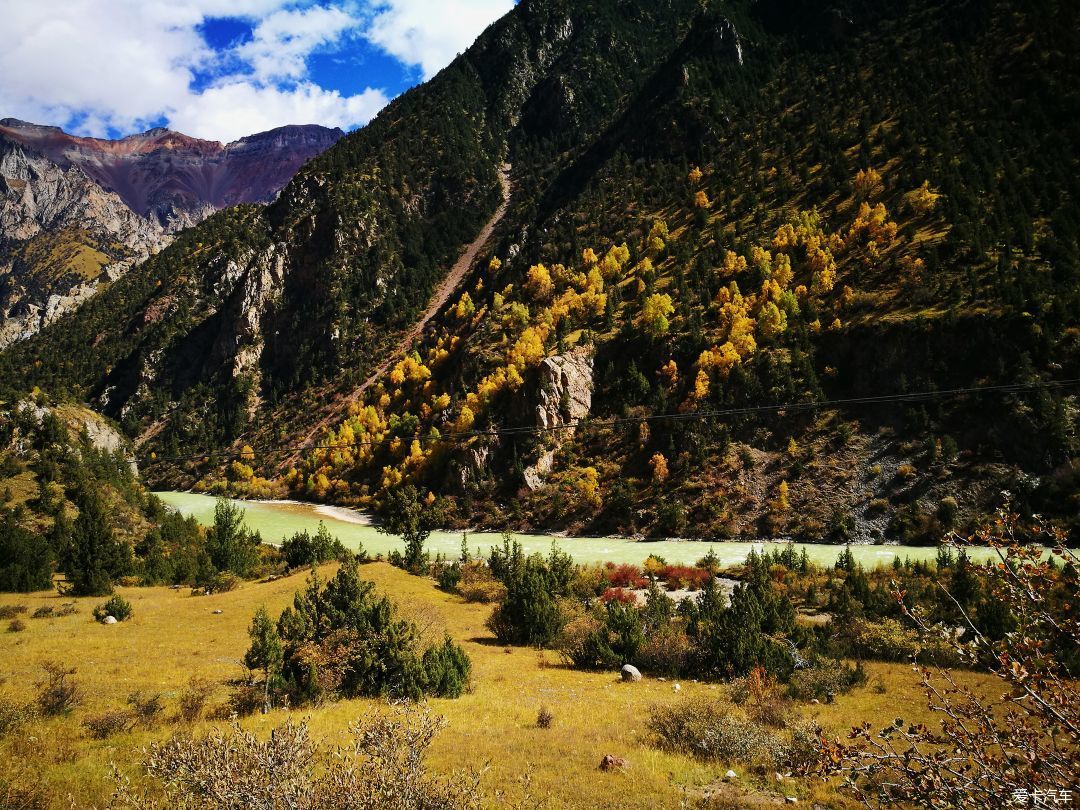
[62,486,130,596]
[244,606,283,713]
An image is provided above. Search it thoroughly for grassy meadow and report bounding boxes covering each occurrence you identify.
[0,562,1006,808]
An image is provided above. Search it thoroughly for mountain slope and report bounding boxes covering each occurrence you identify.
[5,0,1079,540]
[0,121,343,349]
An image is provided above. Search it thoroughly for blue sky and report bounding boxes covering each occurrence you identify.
[0,0,514,143]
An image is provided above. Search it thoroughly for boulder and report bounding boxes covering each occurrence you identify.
[724,770,737,780]
[102,615,118,624]
[599,754,628,772]
[620,664,642,682]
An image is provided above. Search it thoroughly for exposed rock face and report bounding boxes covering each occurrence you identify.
[0,121,342,348]
[0,119,344,226]
[0,139,168,348]
[523,345,594,490]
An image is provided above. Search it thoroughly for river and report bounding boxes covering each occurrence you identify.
[154,491,1007,570]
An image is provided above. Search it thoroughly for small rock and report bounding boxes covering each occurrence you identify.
[775,772,785,783]
[102,615,118,624]
[620,664,642,682]
[599,754,628,772]
[785,798,798,804]
[672,683,681,692]
[724,769,737,780]
[211,609,223,615]
[810,698,820,705]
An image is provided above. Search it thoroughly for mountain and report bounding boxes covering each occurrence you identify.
[0,120,344,228]
[3,0,1078,542]
[0,121,343,347]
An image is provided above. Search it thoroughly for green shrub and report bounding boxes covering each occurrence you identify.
[0,605,27,620]
[280,522,348,569]
[7,618,26,632]
[93,595,133,622]
[251,563,472,705]
[787,659,866,701]
[437,561,462,592]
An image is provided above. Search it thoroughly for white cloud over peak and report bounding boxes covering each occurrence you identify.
[168,81,389,141]
[0,0,512,143]
[364,0,513,79]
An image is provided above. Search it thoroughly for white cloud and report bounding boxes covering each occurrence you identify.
[236,5,359,83]
[364,0,513,79]
[0,0,512,142]
[169,81,389,142]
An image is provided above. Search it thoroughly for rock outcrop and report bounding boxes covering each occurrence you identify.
[523,345,594,490]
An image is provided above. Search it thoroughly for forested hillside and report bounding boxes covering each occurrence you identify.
[3,0,1077,542]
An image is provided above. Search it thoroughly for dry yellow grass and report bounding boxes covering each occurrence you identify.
[0,564,1005,808]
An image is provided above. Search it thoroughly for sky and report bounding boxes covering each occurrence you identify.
[0,0,514,144]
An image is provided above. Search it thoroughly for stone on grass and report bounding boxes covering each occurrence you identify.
[102,615,118,624]
[620,664,642,682]
[724,770,737,780]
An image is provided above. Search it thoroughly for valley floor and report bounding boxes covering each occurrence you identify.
[0,563,1004,808]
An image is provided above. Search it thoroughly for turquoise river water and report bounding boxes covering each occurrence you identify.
[155,492,1003,570]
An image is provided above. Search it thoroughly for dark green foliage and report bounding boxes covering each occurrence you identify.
[486,540,565,646]
[0,514,52,592]
[61,485,131,596]
[244,606,284,712]
[254,563,470,704]
[378,485,438,572]
[437,561,462,591]
[92,595,132,622]
[279,521,347,569]
[205,498,260,578]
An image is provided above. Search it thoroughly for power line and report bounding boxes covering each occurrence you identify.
[137,377,1080,465]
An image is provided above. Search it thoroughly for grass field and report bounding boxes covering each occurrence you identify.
[0,563,1006,808]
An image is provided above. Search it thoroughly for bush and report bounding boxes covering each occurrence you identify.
[537,706,554,729]
[437,561,462,592]
[649,697,787,769]
[35,662,81,716]
[114,703,484,809]
[787,659,866,702]
[555,613,620,670]
[729,667,789,728]
[201,571,241,594]
[605,563,646,589]
[83,710,131,739]
[280,522,347,569]
[0,605,27,620]
[7,618,26,633]
[634,624,691,677]
[127,691,165,726]
[459,578,505,604]
[31,606,54,619]
[93,594,133,622]
[178,677,215,722]
[0,695,34,737]
[253,563,472,705]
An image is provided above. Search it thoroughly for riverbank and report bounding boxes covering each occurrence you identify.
[155,491,1004,569]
